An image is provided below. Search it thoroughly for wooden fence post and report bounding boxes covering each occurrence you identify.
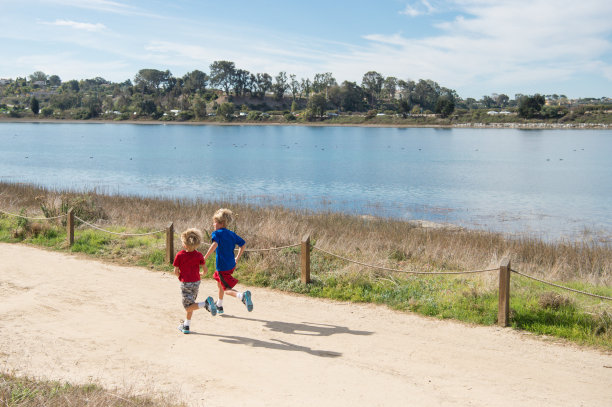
[67,208,74,246]
[166,222,174,265]
[498,257,511,327]
[301,234,311,284]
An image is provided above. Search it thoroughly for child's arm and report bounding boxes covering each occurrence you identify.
[235,244,245,263]
[173,266,180,278]
[203,242,218,261]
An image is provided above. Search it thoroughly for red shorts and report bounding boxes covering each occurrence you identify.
[214,267,238,290]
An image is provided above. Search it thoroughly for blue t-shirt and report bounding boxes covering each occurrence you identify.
[211,228,245,272]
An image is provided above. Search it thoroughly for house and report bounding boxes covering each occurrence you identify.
[0,79,11,85]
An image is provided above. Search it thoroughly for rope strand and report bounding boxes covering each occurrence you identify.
[74,215,166,236]
[313,246,497,275]
[511,269,612,301]
[0,208,67,220]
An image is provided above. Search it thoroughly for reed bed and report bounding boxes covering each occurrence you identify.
[1,181,610,285]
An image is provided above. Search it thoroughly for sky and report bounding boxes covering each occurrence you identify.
[1,0,611,99]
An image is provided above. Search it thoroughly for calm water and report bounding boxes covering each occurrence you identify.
[1,122,610,242]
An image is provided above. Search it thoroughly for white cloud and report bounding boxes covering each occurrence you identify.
[50,19,107,32]
[400,0,437,17]
[364,0,612,96]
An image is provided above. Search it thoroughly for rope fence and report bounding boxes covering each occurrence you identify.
[0,208,67,220]
[313,245,498,275]
[511,268,612,301]
[74,215,166,237]
[2,207,611,327]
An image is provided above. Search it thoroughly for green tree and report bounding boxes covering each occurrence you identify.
[48,75,61,87]
[273,71,289,100]
[29,71,47,83]
[307,93,326,118]
[338,81,366,112]
[361,71,384,106]
[312,72,336,98]
[192,97,207,119]
[210,61,236,95]
[233,69,251,96]
[398,99,410,118]
[383,76,398,100]
[134,69,172,94]
[30,97,40,114]
[518,94,545,118]
[182,70,208,94]
[435,96,455,117]
[217,102,235,120]
[413,79,440,111]
[252,73,272,98]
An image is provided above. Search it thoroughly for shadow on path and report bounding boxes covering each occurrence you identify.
[220,315,374,337]
[189,332,342,358]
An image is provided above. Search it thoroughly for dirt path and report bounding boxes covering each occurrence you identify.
[1,243,610,406]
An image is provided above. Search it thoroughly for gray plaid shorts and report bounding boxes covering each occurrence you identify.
[180,281,200,309]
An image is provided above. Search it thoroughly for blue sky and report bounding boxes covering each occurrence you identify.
[1,0,611,99]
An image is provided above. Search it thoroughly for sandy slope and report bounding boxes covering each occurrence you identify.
[1,243,610,407]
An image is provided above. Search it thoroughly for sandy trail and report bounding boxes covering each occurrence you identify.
[0,243,610,406]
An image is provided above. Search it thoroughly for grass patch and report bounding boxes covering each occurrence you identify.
[0,372,185,406]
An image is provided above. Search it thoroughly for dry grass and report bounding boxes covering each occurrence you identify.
[1,181,611,286]
[0,373,185,407]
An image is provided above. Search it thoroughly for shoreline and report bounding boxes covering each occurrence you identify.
[1,117,610,129]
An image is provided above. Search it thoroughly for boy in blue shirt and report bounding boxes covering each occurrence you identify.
[203,208,252,314]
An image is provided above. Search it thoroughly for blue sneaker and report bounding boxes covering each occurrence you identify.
[216,305,224,315]
[242,290,253,312]
[178,320,190,334]
[205,296,217,316]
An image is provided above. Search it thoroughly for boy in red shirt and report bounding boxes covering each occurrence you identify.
[173,228,217,334]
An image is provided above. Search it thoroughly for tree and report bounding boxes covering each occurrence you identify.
[30,97,40,114]
[252,73,272,98]
[312,72,336,98]
[496,94,510,107]
[398,99,410,118]
[413,79,440,111]
[398,79,416,105]
[307,93,327,118]
[517,94,545,118]
[233,69,251,96]
[273,71,289,100]
[289,74,300,101]
[435,96,455,118]
[134,69,171,94]
[192,97,207,119]
[361,71,384,106]
[300,78,311,99]
[209,60,236,95]
[338,81,366,112]
[217,102,235,120]
[29,71,47,83]
[182,70,208,94]
[48,75,61,87]
[383,76,398,100]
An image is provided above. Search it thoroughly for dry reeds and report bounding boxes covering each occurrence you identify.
[1,181,610,285]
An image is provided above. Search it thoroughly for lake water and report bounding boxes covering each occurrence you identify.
[1,122,610,243]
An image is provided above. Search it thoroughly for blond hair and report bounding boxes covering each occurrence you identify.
[213,208,234,227]
[180,228,203,250]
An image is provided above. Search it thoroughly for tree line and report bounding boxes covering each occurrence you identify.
[1,63,606,121]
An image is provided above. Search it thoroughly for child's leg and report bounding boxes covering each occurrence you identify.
[224,288,238,298]
[217,280,225,300]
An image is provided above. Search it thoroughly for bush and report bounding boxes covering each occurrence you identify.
[40,107,54,117]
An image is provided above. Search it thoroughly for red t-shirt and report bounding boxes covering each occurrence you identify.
[173,250,204,282]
